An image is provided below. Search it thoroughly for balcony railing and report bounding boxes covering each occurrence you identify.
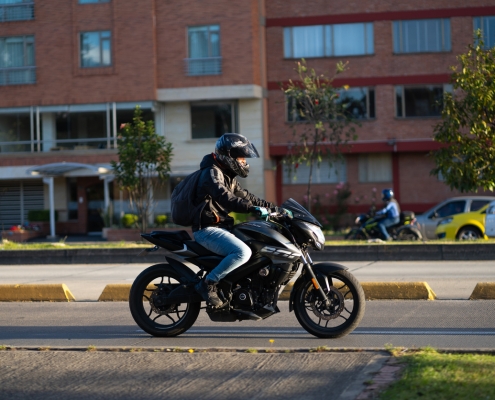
[0,66,36,85]
[0,137,113,154]
[184,57,222,76]
[0,2,35,22]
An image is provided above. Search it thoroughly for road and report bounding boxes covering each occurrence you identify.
[0,260,493,300]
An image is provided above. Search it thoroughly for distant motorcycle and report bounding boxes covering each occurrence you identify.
[345,207,422,241]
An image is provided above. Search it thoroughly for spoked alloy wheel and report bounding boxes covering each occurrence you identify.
[293,270,365,338]
[457,227,482,241]
[129,264,200,337]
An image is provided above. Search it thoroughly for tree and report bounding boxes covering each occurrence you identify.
[432,33,495,192]
[111,107,173,232]
[283,59,358,212]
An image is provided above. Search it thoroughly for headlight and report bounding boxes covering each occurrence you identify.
[301,221,325,249]
[355,216,361,224]
[438,217,453,226]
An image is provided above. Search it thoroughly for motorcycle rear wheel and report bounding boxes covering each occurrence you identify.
[293,270,365,339]
[129,264,201,337]
[396,226,422,241]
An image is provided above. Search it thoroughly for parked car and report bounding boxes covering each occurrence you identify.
[435,204,489,240]
[415,196,495,240]
[484,201,495,238]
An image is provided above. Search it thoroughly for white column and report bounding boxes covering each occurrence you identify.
[41,113,56,152]
[43,177,56,238]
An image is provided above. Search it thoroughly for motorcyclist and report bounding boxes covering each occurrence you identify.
[192,133,276,307]
[375,188,400,241]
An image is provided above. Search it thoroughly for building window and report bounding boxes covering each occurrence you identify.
[0,0,34,22]
[0,110,31,152]
[393,19,451,54]
[80,31,111,68]
[0,35,35,85]
[191,102,236,139]
[283,158,347,185]
[185,25,221,76]
[474,16,495,48]
[287,87,375,122]
[79,0,109,3]
[358,153,392,183]
[283,23,374,58]
[395,85,451,118]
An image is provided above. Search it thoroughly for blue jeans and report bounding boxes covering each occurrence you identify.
[377,216,400,240]
[193,226,252,283]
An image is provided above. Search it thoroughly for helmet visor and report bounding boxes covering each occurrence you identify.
[228,139,260,158]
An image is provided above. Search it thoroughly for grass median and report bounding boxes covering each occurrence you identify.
[379,347,495,400]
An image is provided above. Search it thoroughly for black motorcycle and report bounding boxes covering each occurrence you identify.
[345,207,422,241]
[129,198,365,339]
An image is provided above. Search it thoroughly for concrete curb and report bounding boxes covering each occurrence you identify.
[469,282,495,300]
[0,284,75,302]
[1,243,495,264]
[279,281,437,301]
[98,284,131,302]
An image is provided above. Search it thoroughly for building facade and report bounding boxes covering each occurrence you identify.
[0,0,494,234]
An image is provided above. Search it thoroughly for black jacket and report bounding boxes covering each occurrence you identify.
[192,153,274,232]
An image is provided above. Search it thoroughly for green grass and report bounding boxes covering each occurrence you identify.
[380,348,495,400]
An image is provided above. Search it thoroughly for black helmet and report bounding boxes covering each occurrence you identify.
[382,188,394,201]
[215,133,259,178]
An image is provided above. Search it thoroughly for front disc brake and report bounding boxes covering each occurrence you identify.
[310,286,345,320]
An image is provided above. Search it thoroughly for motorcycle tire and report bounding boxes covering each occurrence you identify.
[129,263,201,337]
[293,270,365,339]
[345,228,367,240]
[396,226,422,241]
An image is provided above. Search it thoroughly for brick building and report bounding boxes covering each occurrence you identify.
[0,0,494,235]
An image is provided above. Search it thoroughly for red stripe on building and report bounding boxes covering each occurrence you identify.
[266,6,495,27]
[269,141,444,157]
[267,74,452,91]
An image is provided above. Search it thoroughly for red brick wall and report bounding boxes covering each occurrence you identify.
[155,0,263,88]
[0,0,156,108]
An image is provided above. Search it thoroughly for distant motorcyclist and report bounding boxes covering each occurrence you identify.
[375,188,400,241]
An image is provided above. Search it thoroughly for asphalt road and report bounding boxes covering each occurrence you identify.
[0,260,493,300]
[1,301,494,350]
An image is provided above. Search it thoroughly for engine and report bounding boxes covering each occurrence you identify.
[231,262,299,311]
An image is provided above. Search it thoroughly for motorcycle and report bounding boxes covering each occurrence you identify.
[129,198,365,339]
[345,207,422,241]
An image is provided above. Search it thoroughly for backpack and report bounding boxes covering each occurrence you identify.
[170,169,208,226]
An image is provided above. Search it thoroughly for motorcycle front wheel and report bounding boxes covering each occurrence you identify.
[293,270,365,338]
[129,263,201,337]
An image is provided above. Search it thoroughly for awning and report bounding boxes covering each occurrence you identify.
[26,162,110,177]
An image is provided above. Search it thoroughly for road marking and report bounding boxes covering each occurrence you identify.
[185,329,495,336]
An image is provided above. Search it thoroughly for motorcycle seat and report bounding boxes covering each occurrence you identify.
[184,240,220,257]
[148,230,192,248]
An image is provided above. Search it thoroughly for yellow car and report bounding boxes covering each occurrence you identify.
[435,204,488,240]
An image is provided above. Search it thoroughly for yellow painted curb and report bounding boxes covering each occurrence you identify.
[98,284,132,301]
[469,282,495,300]
[362,282,436,300]
[0,284,75,302]
[278,281,436,301]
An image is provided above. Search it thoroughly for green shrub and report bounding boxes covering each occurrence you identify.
[154,215,167,227]
[121,214,139,228]
[27,210,58,222]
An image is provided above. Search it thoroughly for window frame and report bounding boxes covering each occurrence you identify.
[79,30,112,68]
[358,153,392,183]
[190,101,237,140]
[395,84,452,118]
[474,16,495,48]
[0,35,36,85]
[393,18,451,54]
[283,22,374,59]
[286,86,376,122]
[282,157,347,185]
[0,0,34,22]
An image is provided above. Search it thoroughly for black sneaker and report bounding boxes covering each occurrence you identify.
[195,279,223,307]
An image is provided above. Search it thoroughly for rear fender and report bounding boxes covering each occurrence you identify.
[165,256,198,283]
[288,262,348,312]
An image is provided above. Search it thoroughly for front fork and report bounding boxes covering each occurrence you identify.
[301,252,331,308]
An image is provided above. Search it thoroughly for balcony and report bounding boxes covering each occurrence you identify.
[0,2,35,22]
[0,66,36,85]
[184,57,222,76]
